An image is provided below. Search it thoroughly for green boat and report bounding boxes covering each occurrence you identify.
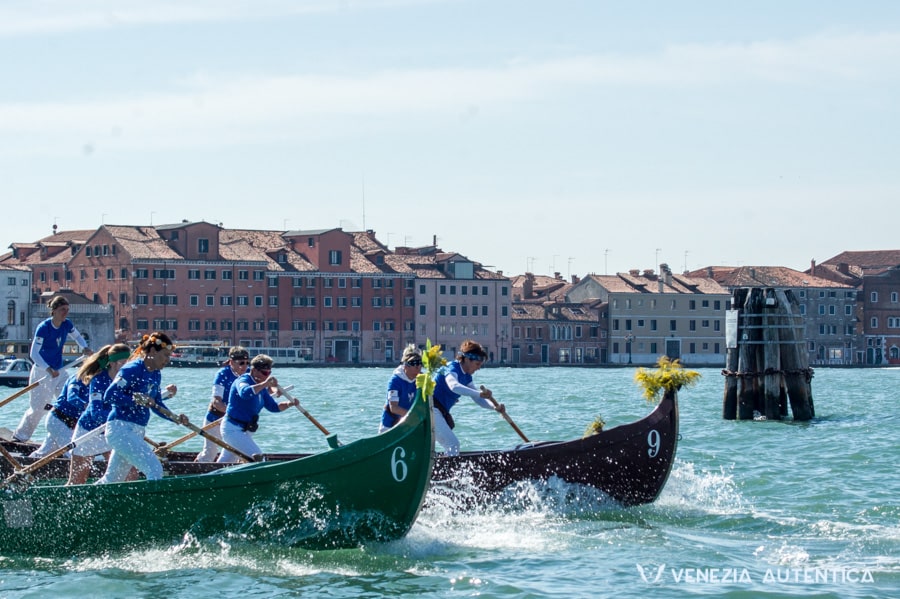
[0,390,433,556]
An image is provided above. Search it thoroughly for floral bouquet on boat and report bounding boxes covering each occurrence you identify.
[415,338,447,400]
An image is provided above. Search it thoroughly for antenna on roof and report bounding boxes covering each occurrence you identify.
[361,172,366,230]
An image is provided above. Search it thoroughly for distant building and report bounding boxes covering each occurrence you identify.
[1,221,510,364]
[810,250,900,365]
[568,264,729,366]
[690,265,858,365]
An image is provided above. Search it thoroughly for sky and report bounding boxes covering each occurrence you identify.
[1,0,899,280]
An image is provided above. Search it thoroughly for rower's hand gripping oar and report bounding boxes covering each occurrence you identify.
[134,393,257,463]
[154,417,223,456]
[480,385,530,443]
[151,385,296,456]
[0,354,89,411]
[275,385,340,449]
[1,424,107,490]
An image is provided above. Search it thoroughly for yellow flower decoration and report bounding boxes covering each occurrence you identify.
[415,338,447,399]
[634,356,701,404]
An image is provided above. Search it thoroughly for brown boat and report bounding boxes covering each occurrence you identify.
[2,390,678,507]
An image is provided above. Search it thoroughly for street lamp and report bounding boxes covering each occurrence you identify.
[625,333,634,365]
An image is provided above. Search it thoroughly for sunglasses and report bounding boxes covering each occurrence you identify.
[233,359,249,365]
[254,366,272,375]
[405,359,423,367]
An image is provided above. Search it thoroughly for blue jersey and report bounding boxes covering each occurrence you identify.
[225,372,280,426]
[106,359,172,427]
[52,374,89,421]
[207,366,239,422]
[77,369,116,431]
[382,365,418,429]
[432,360,473,413]
[32,318,75,370]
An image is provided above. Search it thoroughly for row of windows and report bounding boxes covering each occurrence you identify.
[511,324,600,341]
[610,341,723,354]
[424,305,492,317]
[612,298,724,311]
[138,318,411,332]
[5,278,29,286]
[798,289,856,299]
[429,284,506,296]
[869,291,900,303]
[818,324,856,335]
[613,319,723,332]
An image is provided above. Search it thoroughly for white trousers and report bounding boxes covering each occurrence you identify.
[216,419,261,463]
[195,419,224,462]
[97,419,163,483]
[13,365,69,442]
[29,412,73,458]
[433,407,460,456]
[71,422,111,457]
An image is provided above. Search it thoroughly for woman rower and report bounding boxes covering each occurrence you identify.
[96,332,185,484]
[379,344,423,433]
[216,354,298,463]
[12,295,92,442]
[195,346,250,462]
[432,339,505,456]
[67,343,132,485]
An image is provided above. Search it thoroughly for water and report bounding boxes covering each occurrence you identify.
[1,366,897,598]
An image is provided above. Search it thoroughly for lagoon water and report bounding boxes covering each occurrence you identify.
[0,366,898,598]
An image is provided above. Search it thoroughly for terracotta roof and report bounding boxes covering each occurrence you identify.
[103,225,181,260]
[687,265,850,289]
[818,250,900,275]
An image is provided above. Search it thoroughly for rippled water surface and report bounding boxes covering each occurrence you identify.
[1,366,898,598]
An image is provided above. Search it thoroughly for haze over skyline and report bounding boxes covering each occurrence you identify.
[2,1,898,278]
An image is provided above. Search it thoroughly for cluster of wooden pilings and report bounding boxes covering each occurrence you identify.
[722,287,815,421]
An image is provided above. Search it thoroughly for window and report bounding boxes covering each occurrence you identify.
[188,269,200,280]
[198,238,209,253]
[204,269,216,280]
[206,295,214,307]
[190,295,199,306]
[329,250,342,265]
[871,291,878,303]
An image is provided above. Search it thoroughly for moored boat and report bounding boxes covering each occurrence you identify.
[0,389,434,556]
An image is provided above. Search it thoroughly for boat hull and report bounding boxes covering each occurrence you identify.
[432,390,679,506]
[0,392,433,556]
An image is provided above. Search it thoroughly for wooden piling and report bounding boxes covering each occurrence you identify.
[722,286,815,421]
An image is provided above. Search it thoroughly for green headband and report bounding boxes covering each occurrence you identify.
[99,350,132,369]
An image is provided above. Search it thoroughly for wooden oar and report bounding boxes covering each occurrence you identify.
[154,417,223,456]
[481,385,530,443]
[276,385,340,449]
[0,355,89,411]
[0,443,25,471]
[1,424,107,489]
[134,394,256,463]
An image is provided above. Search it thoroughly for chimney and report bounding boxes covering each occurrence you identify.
[660,263,673,286]
[554,271,562,280]
[524,272,534,299]
[629,269,640,276]
[838,262,850,275]
[571,274,580,284]
[810,258,816,276]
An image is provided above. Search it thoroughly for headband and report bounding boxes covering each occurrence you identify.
[462,351,485,361]
[142,333,174,351]
[98,349,132,369]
